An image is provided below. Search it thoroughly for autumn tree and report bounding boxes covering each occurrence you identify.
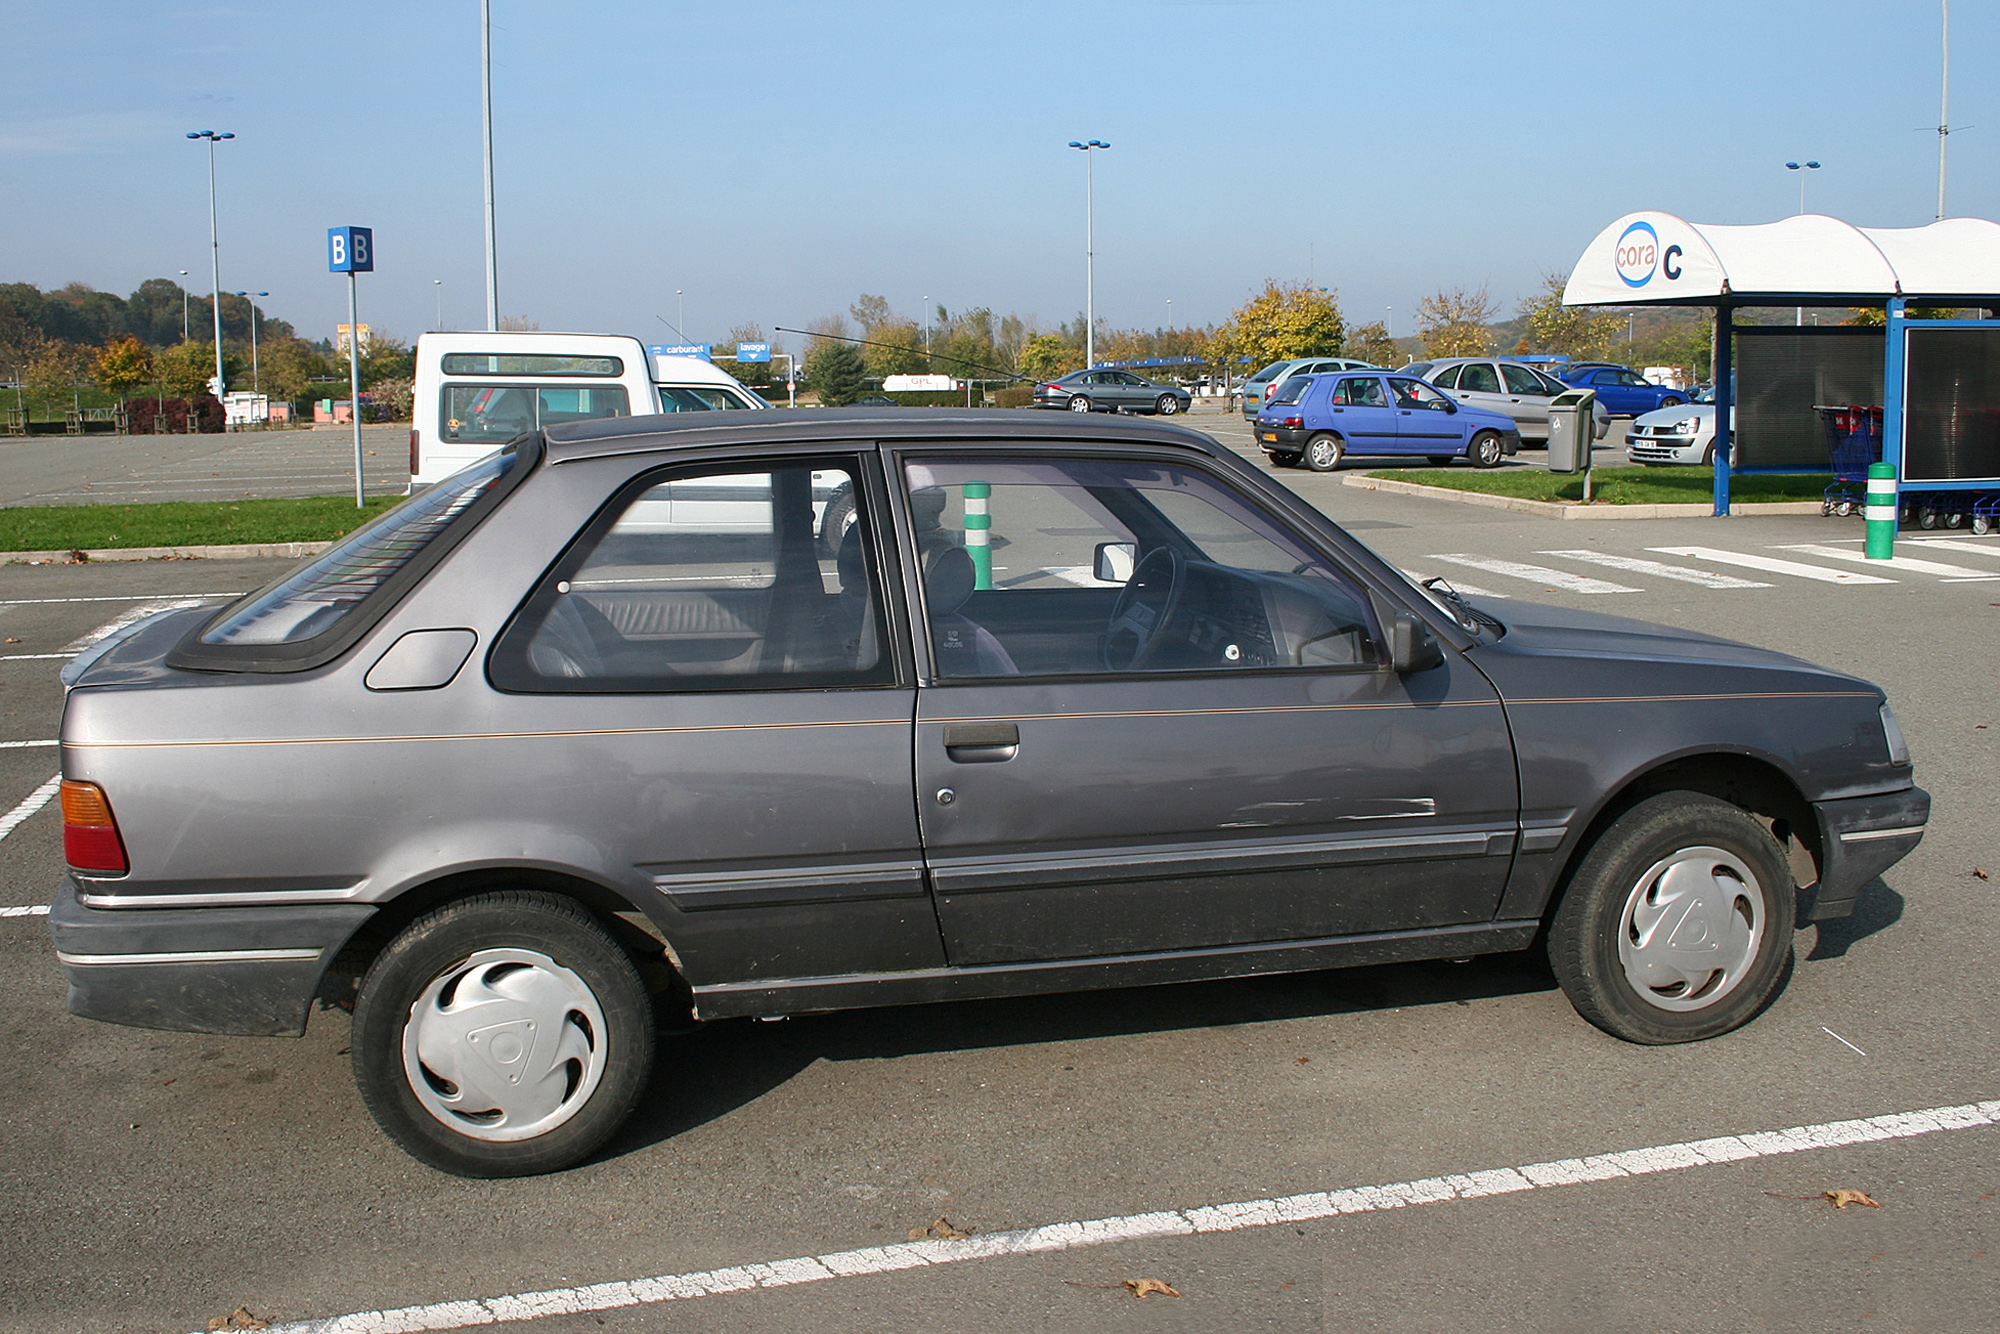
[91,335,152,410]
[1519,272,1621,360]
[1416,286,1498,358]
[21,338,89,410]
[155,341,218,399]
[1216,281,1344,370]
[1345,320,1399,368]
[1017,333,1080,382]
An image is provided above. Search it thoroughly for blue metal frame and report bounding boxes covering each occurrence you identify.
[1884,301,2000,491]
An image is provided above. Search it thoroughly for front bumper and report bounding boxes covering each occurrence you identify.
[1808,786,1930,920]
[1626,428,1705,464]
[48,885,375,1036]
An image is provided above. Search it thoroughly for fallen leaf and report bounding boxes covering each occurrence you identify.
[1294,1056,1310,1065]
[206,1308,269,1331]
[907,1217,970,1241]
[1826,1190,1882,1210]
[3,637,17,644]
[1975,868,1991,881]
[1125,1279,1182,1298]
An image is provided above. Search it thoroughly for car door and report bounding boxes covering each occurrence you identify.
[1389,376,1468,452]
[1325,374,1401,454]
[1448,361,1512,424]
[1500,363,1556,438]
[898,450,1519,967]
[485,451,938,989]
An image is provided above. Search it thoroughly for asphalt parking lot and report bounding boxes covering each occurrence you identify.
[0,412,1994,1333]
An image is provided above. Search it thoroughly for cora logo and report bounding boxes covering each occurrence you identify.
[1615,221,1660,287]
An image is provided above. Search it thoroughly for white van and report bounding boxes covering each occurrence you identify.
[409,331,770,489]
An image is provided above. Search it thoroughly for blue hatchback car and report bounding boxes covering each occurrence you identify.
[1256,371,1522,470]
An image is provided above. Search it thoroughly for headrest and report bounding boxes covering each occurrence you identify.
[920,536,976,615]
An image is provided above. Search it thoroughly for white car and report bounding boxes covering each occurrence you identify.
[1626,385,1733,465]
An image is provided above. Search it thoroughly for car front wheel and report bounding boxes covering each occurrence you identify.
[1546,792,1794,1044]
[1302,433,1344,471]
[1470,430,1506,468]
[1068,395,1092,413]
[352,890,656,1177]
[1155,395,1180,415]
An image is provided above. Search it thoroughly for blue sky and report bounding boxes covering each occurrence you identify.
[4,0,1992,354]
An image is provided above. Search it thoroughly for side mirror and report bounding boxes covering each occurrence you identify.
[1389,612,1445,674]
[1094,541,1137,584]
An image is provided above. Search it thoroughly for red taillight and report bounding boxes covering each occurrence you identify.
[409,428,420,475]
[60,780,128,874]
[1282,414,1303,428]
[1041,384,1061,392]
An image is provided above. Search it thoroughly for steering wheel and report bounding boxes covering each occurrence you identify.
[1101,547,1186,671]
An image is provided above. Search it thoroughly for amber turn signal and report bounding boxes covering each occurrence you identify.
[60,779,128,874]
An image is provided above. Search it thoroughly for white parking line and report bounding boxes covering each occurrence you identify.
[1427,555,1637,595]
[0,775,60,845]
[1773,543,1999,581]
[0,905,49,917]
[0,594,240,606]
[60,598,214,654]
[1539,550,1771,589]
[0,740,58,748]
[0,653,76,661]
[224,1098,2000,1334]
[1901,538,2000,559]
[1648,547,1896,586]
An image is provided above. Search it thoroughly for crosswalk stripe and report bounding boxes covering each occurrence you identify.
[1772,543,1998,580]
[1900,538,2000,560]
[1539,550,1770,589]
[1427,555,1637,594]
[1647,546,1896,585]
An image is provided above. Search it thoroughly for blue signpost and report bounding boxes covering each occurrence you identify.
[328,227,374,508]
[736,341,772,363]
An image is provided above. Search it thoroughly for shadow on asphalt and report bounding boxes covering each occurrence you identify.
[606,952,1559,1163]
[1806,878,1905,960]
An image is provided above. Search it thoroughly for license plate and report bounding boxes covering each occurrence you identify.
[1260,432,1277,442]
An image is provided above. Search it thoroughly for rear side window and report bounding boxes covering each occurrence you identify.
[1500,364,1546,395]
[658,386,755,411]
[442,384,630,444]
[1270,376,1312,405]
[1432,365,1462,389]
[1459,364,1501,393]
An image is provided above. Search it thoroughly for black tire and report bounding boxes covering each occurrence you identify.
[1267,452,1301,468]
[1067,394,1092,414]
[818,484,857,558]
[1661,395,1685,408]
[352,891,655,1177]
[1154,395,1180,416]
[1918,507,1938,529]
[1470,430,1505,468]
[1546,792,1794,1044]
[1427,455,1455,467]
[1302,433,1344,472]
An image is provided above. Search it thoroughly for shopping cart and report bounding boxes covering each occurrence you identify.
[1815,405,1884,517]
[1973,493,2000,536]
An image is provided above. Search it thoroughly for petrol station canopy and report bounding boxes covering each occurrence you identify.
[1563,213,2000,307]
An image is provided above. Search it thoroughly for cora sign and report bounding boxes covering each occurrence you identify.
[1615,221,1659,287]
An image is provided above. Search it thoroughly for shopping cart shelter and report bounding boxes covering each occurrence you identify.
[1563,212,2000,529]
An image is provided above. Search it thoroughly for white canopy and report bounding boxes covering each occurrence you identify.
[1563,212,2000,306]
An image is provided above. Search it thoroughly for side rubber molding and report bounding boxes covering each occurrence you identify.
[48,885,376,1036]
[1809,786,1930,920]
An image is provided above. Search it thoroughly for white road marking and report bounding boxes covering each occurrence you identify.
[0,905,49,917]
[1648,547,1896,586]
[1901,538,2000,559]
[60,598,213,654]
[1773,543,1996,580]
[1427,555,1637,594]
[0,775,60,845]
[1822,1027,1868,1056]
[0,594,240,606]
[1539,550,1770,589]
[0,739,58,748]
[221,1099,2000,1334]
[0,653,76,661]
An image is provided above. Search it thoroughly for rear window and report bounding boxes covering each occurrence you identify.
[169,448,526,672]
[1270,376,1312,405]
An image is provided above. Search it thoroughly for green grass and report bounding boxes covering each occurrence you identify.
[0,495,403,553]
[1363,466,1834,505]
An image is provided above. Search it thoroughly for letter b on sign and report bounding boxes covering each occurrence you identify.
[328,226,375,274]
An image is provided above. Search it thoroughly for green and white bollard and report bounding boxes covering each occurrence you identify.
[963,481,992,589]
[1864,462,1896,560]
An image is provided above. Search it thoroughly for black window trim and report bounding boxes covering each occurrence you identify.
[438,353,625,377]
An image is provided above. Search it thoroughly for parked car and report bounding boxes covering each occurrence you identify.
[1032,369,1191,415]
[50,409,1926,1177]
[1416,358,1612,443]
[1627,383,1731,465]
[1255,371,1521,469]
[1241,356,1382,420]
[1557,363,1691,416]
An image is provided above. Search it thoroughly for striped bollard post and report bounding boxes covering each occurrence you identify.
[963,481,992,589]
[1864,462,1896,560]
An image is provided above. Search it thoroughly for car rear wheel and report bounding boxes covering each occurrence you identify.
[1302,433,1344,471]
[1068,395,1092,413]
[1547,792,1794,1044]
[1155,395,1180,415]
[818,483,857,558]
[1470,430,1505,468]
[352,890,655,1177]
[1661,395,1685,408]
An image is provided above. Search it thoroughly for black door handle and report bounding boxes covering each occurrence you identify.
[944,721,1019,763]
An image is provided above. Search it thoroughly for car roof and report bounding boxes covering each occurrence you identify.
[541,407,1227,466]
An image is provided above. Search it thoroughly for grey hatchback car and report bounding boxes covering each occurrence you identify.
[50,410,1927,1177]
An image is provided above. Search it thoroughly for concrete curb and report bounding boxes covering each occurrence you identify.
[1,540,330,564]
[1343,473,1826,520]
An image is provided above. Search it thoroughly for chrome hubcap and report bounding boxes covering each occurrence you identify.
[403,948,607,1141]
[1617,846,1765,1011]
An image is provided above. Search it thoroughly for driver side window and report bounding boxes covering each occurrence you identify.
[902,457,1383,680]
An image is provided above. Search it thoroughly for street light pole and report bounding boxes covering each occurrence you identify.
[1068,140,1108,370]
[187,130,233,398]
[481,0,499,331]
[179,270,190,341]
[236,291,266,393]
[676,289,684,338]
[1785,160,1820,326]
[434,279,444,331]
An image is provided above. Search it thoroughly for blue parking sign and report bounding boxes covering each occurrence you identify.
[328,227,374,273]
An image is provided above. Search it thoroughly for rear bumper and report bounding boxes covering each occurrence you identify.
[1808,786,1930,920]
[48,885,375,1036]
[1257,425,1307,450]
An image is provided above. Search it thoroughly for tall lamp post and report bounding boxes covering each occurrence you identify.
[186,130,233,399]
[433,279,444,331]
[481,0,498,331]
[178,270,190,341]
[1067,140,1108,370]
[1786,160,1820,326]
[235,291,267,393]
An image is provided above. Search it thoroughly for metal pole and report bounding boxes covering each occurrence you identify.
[1712,302,1733,518]
[205,135,225,399]
[179,271,189,341]
[1938,0,1950,220]
[481,0,499,331]
[1084,151,1095,370]
[248,296,260,392]
[434,279,443,331]
[348,271,365,508]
